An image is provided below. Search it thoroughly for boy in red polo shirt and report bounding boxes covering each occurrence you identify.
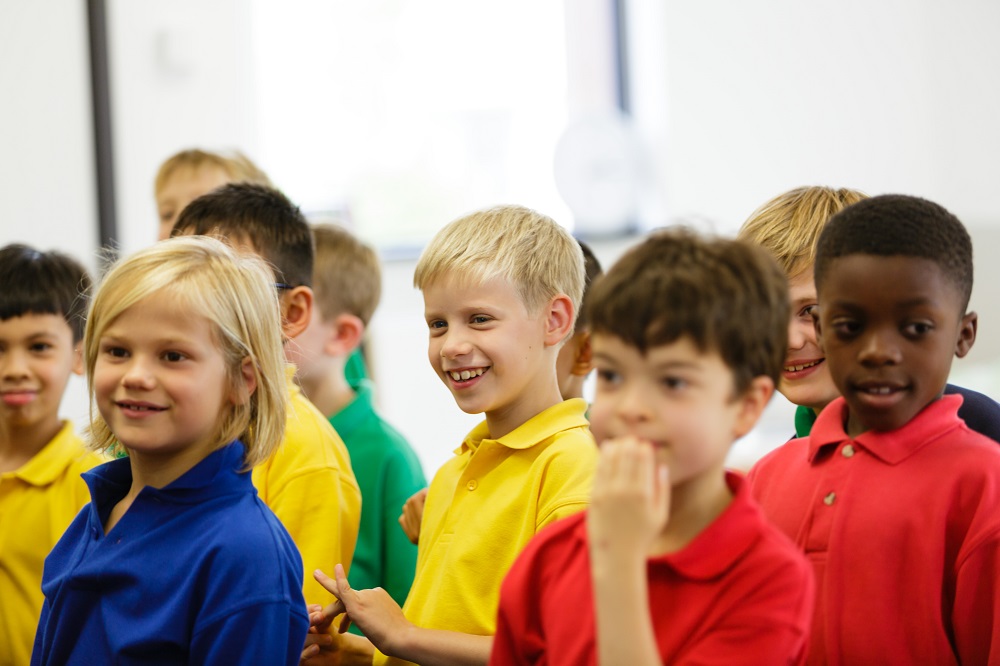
[490,228,814,665]
[748,194,1000,663]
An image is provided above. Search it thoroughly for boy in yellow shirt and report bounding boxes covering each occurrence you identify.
[302,205,598,666]
[172,183,361,606]
[0,244,105,666]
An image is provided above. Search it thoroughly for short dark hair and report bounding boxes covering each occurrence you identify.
[171,182,314,288]
[574,239,604,333]
[815,194,973,311]
[0,244,92,342]
[588,228,789,394]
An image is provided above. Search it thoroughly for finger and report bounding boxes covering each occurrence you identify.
[301,644,319,661]
[334,563,353,596]
[653,461,671,524]
[338,612,353,634]
[313,569,338,595]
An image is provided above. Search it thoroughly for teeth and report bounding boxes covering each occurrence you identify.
[867,387,892,395]
[449,368,486,381]
[785,360,820,372]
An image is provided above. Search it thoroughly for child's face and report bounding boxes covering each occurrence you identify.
[423,274,557,433]
[781,269,840,411]
[816,254,976,436]
[0,313,80,433]
[588,334,762,488]
[156,165,231,241]
[93,294,237,462]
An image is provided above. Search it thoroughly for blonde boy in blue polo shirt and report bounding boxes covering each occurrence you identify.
[301,205,598,666]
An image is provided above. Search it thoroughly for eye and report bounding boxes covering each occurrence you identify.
[162,351,187,362]
[800,304,818,319]
[427,320,446,330]
[903,321,933,337]
[831,318,861,338]
[29,342,53,353]
[104,346,129,359]
[660,376,688,391]
[471,315,492,325]
[595,368,621,386]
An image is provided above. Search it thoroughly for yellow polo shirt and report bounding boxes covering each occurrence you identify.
[0,422,104,666]
[375,398,597,666]
[252,366,361,606]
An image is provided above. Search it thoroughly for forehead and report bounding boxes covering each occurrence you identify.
[818,254,963,312]
[593,332,728,368]
[422,273,529,313]
[0,312,74,339]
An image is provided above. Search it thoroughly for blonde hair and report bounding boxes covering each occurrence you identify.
[414,205,585,316]
[311,224,381,325]
[84,236,287,468]
[154,148,271,195]
[737,186,868,278]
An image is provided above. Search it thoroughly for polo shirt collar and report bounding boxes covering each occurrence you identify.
[12,421,84,487]
[808,394,965,465]
[329,379,375,440]
[454,398,590,455]
[570,472,761,581]
[83,440,249,509]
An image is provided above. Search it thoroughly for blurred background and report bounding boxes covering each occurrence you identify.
[3,0,999,474]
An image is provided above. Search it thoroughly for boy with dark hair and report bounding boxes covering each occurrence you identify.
[556,239,602,402]
[292,223,426,619]
[302,205,598,666]
[489,228,814,664]
[738,185,1000,441]
[748,194,1000,663]
[0,244,105,665]
[173,183,361,608]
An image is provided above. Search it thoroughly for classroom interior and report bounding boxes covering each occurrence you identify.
[4,0,999,477]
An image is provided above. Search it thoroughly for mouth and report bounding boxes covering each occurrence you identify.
[115,400,168,415]
[446,367,489,383]
[849,381,909,408]
[1,390,37,406]
[782,358,824,379]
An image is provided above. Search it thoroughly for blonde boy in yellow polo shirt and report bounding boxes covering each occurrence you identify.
[302,205,598,666]
[0,244,105,666]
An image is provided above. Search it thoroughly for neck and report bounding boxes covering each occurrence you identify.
[298,362,356,419]
[651,468,732,555]
[126,438,221,491]
[0,416,64,473]
[485,375,564,440]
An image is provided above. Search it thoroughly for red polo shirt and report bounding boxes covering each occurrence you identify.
[489,472,813,665]
[748,394,1000,664]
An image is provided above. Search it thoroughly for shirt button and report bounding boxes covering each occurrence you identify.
[842,445,855,458]
[467,479,478,491]
[824,492,836,506]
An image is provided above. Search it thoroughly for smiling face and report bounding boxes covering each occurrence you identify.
[816,254,976,437]
[423,273,564,438]
[780,269,840,411]
[93,293,236,468]
[0,313,80,438]
[588,333,767,488]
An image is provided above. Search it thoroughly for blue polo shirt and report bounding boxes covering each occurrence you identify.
[31,442,308,665]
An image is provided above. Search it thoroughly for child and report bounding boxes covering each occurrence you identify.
[490,228,814,665]
[747,194,1000,663]
[303,205,599,666]
[292,223,426,618]
[738,185,1000,441]
[556,239,603,402]
[172,183,362,607]
[31,236,308,664]
[0,245,105,666]
[154,148,271,240]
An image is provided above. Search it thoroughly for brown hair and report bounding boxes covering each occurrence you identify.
[589,228,790,394]
[311,224,381,325]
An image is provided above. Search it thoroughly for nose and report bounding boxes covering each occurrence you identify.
[438,329,473,360]
[612,380,654,427]
[121,355,156,390]
[0,348,29,380]
[858,328,902,367]
[787,317,811,351]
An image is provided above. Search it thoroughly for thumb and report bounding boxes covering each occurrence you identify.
[654,462,671,525]
[334,563,352,597]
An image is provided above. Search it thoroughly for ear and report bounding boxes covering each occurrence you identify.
[542,294,576,347]
[71,345,84,376]
[570,330,594,377]
[324,313,366,357]
[231,356,258,406]
[731,376,775,440]
[955,311,978,359]
[281,286,314,340]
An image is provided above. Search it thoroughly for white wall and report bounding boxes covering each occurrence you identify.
[3,1,1000,475]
